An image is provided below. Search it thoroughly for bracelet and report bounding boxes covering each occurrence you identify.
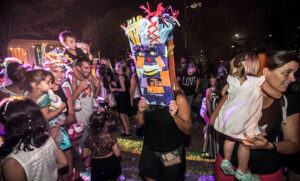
[271,142,277,152]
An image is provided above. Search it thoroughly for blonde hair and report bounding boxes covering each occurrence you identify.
[101,57,114,72]
[231,52,260,77]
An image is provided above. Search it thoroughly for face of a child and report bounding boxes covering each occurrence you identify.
[64,37,76,50]
[36,75,53,93]
[51,67,66,85]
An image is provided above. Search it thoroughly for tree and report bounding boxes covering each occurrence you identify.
[0,0,74,59]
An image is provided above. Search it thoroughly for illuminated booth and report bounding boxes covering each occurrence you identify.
[7,39,63,66]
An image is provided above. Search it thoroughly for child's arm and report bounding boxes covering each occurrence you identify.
[56,144,67,169]
[40,103,66,121]
[112,143,120,157]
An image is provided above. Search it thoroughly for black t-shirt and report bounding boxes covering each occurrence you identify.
[64,47,89,65]
[283,93,300,174]
[179,71,199,96]
[219,98,283,174]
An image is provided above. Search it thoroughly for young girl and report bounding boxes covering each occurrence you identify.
[214,52,265,181]
[0,97,67,181]
[24,69,72,151]
[81,108,121,181]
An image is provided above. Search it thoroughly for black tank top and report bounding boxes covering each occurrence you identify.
[220,98,283,174]
[144,106,185,152]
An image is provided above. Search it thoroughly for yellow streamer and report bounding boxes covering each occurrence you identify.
[127,19,136,44]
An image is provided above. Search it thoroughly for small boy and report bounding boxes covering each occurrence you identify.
[59,30,99,110]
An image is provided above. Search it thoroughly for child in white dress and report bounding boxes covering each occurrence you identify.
[214,52,265,181]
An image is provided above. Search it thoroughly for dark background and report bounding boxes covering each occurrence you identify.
[1,0,300,65]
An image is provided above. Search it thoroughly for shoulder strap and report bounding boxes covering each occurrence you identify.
[280,95,288,124]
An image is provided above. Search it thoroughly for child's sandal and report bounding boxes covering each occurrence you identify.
[234,169,260,181]
[220,159,235,175]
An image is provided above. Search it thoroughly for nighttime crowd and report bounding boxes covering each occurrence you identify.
[0,0,300,178]
[0,28,299,181]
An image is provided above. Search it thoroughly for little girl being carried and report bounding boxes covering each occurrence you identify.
[214,52,266,181]
[81,108,122,181]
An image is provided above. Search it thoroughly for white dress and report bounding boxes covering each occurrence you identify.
[214,75,265,139]
[3,137,58,181]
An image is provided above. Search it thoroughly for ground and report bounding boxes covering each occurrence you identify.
[105,117,216,181]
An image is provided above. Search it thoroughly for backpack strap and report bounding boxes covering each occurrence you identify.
[280,95,288,124]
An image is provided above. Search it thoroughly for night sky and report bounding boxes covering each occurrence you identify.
[1,0,300,61]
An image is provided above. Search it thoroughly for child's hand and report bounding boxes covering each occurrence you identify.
[110,81,116,87]
[169,100,179,117]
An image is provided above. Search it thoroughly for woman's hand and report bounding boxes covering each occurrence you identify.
[138,97,147,113]
[110,81,116,87]
[110,87,115,93]
[169,100,179,117]
[241,132,272,150]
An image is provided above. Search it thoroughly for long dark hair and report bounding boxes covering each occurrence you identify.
[0,97,49,158]
[89,109,111,140]
[265,50,299,70]
[24,69,54,91]
[214,62,230,102]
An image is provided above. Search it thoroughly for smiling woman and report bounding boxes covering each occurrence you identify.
[48,61,76,181]
[213,50,299,181]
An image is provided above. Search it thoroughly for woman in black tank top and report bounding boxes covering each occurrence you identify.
[136,92,192,181]
[212,50,299,181]
[50,65,76,181]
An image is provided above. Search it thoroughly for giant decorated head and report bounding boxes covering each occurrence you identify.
[123,3,180,106]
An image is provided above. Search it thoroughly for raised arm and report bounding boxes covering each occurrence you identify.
[136,97,147,127]
[40,103,66,121]
[169,94,192,135]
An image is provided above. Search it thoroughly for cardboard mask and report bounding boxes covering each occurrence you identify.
[123,3,180,106]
